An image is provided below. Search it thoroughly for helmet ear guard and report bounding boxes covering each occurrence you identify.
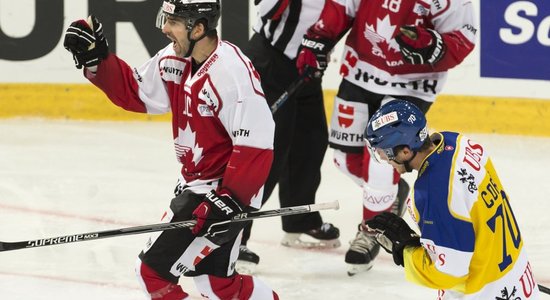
[365,99,428,162]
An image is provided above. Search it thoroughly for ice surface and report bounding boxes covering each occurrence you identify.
[1,120,548,299]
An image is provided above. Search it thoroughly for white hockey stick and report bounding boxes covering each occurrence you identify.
[0,200,339,252]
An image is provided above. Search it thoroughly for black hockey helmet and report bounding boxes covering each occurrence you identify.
[156,0,221,33]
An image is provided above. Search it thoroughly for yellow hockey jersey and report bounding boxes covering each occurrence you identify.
[404,132,540,299]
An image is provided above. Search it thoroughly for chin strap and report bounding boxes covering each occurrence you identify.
[184,27,210,58]
[392,151,417,173]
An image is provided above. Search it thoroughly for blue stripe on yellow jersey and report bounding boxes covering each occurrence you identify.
[414,132,476,253]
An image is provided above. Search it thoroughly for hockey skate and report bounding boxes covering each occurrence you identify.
[345,226,380,276]
[392,178,410,217]
[235,245,260,275]
[280,223,341,249]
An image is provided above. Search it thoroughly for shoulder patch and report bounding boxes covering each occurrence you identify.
[414,1,430,16]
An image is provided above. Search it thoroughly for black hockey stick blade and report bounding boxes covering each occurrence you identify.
[0,200,339,252]
[270,66,315,114]
[539,284,550,295]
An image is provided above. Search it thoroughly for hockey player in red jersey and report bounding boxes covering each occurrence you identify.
[63,1,279,299]
[296,0,477,275]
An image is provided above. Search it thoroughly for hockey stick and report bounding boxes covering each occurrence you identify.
[0,200,339,252]
[270,66,315,114]
[539,284,550,295]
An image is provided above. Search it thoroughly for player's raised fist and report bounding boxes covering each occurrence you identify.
[64,15,109,69]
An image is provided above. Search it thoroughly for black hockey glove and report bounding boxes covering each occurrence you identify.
[63,15,109,70]
[296,34,334,79]
[364,212,421,267]
[192,190,247,245]
[395,25,445,65]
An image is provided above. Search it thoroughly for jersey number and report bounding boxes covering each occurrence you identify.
[382,0,401,13]
[486,190,521,271]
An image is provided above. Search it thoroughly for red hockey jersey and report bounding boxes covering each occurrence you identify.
[86,40,274,208]
[314,0,477,101]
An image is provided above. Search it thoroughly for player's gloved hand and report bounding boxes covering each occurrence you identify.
[364,212,421,267]
[63,15,109,70]
[296,34,333,79]
[395,25,445,65]
[192,189,245,245]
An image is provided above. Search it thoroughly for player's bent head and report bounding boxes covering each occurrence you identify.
[365,99,429,161]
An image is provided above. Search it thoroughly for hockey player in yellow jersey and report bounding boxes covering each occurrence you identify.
[363,100,540,299]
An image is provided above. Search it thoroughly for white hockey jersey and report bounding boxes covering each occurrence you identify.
[311,0,477,101]
[404,132,540,299]
[86,40,274,208]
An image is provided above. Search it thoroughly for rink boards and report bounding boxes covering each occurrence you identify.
[1,83,549,137]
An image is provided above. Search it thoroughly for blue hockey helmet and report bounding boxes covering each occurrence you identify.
[365,100,428,161]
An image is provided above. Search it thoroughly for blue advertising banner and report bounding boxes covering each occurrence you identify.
[481,0,550,80]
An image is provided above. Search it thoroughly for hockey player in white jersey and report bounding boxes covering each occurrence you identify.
[295,0,477,275]
[63,1,279,299]
[364,100,540,299]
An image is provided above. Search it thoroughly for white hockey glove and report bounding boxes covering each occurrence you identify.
[63,15,109,70]
[364,212,421,267]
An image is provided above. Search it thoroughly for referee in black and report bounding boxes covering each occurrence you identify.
[236,0,341,274]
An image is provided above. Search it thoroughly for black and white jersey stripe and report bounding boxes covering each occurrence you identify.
[253,0,323,60]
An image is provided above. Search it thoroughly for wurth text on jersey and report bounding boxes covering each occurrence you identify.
[232,129,250,138]
[351,67,439,94]
[163,66,183,76]
[330,131,364,143]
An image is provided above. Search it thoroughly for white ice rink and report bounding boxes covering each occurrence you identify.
[1,119,549,299]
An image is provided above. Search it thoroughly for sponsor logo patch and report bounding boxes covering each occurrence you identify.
[457,168,478,194]
[337,104,355,128]
[198,104,213,117]
[372,111,398,131]
[414,3,430,16]
[162,1,175,14]
[198,81,221,115]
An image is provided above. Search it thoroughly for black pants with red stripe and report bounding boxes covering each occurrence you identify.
[240,33,327,240]
[139,190,239,281]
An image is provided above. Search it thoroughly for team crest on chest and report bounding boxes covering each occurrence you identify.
[176,124,204,165]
